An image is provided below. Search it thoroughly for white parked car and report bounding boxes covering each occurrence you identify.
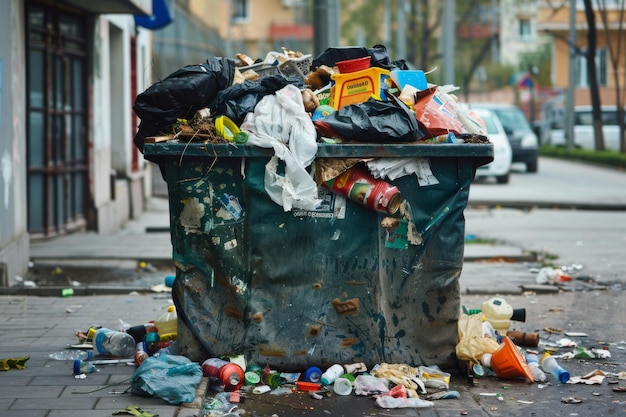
[549,105,623,151]
[472,108,513,184]
[472,103,539,173]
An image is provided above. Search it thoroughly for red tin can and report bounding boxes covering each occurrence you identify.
[202,358,244,391]
[323,165,402,214]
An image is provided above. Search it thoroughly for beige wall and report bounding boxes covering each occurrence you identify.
[188,0,299,57]
[539,4,626,106]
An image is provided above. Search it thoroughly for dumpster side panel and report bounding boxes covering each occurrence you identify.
[171,156,472,370]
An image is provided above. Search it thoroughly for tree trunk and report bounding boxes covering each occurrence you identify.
[583,0,605,151]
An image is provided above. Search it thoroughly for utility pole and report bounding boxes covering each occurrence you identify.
[384,0,391,46]
[491,0,498,62]
[442,0,455,85]
[396,0,407,61]
[565,0,577,150]
[313,0,340,56]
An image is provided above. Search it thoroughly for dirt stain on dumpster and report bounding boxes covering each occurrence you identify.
[259,343,287,357]
[306,324,321,337]
[340,337,359,348]
[332,298,360,316]
[222,305,243,320]
[179,197,205,233]
[252,311,264,323]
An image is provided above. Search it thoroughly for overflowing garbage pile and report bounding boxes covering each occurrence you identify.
[34,294,625,414]
[134,45,489,213]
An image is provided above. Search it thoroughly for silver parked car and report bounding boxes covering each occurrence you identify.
[472,103,539,173]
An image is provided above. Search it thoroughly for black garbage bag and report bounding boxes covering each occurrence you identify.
[313,95,419,143]
[311,44,408,71]
[210,74,303,125]
[133,57,236,154]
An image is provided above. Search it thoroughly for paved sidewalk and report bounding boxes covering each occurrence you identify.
[0,293,200,417]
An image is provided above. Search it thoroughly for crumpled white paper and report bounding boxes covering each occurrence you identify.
[367,157,439,186]
[241,84,321,211]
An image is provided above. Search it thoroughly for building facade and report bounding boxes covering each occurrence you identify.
[0,0,156,287]
[537,0,626,107]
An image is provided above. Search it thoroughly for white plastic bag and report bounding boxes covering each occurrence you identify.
[242,84,321,211]
[375,396,434,409]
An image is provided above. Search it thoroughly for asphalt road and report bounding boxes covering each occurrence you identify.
[464,157,626,290]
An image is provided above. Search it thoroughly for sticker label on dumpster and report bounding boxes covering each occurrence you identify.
[382,218,409,249]
[293,188,346,219]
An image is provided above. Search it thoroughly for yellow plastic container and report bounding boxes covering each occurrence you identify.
[329,67,390,110]
[481,297,512,335]
[155,305,178,340]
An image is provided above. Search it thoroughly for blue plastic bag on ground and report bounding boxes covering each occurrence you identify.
[131,354,203,404]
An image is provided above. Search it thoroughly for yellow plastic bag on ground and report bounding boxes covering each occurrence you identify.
[456,314,500,363]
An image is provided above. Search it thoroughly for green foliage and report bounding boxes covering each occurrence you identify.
[540,145,626,170]
[340,0,385,48]
[517,42,553,87]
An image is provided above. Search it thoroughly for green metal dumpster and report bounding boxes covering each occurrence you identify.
[144,141,492,371]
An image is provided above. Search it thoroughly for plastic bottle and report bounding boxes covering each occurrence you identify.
[481,297,526,335]
[143,330,161,356]
[73,359,98,375]
[320,364,344,385]
[48,350,94,361]
[154,305,177,339]
[525,353,546,382]
[541,353,570,383]
[126,323,157,344]
[134,342,148,367]
[93,328,136,357]
[481,353,492,368]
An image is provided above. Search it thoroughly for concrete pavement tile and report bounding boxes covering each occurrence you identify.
[0,376,32,386]
[177,406,202,417]
[0,385,63,398]
[435,409,491,417]
[48,411,146,417]
[0,398,14,409]
[460,262,536,295]
[35,374,112,387]
[94,395,178,410]
[10,397,96,410]
[2,410,48,417]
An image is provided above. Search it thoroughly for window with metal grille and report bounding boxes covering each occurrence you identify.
[25,2,88,237]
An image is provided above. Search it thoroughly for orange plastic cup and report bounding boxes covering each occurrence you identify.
[490,336,534,382]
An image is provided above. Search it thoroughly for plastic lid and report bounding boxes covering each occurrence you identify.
[305,366,322,382]
[73,360,82,375]
[556,369,570,383]
[233,131,248,144]
[214,116,240,141]
[472,363,485,377]
[245,371,261,385]
[86,328,98,341]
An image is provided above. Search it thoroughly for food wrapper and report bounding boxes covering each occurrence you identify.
[413,86,466,139]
